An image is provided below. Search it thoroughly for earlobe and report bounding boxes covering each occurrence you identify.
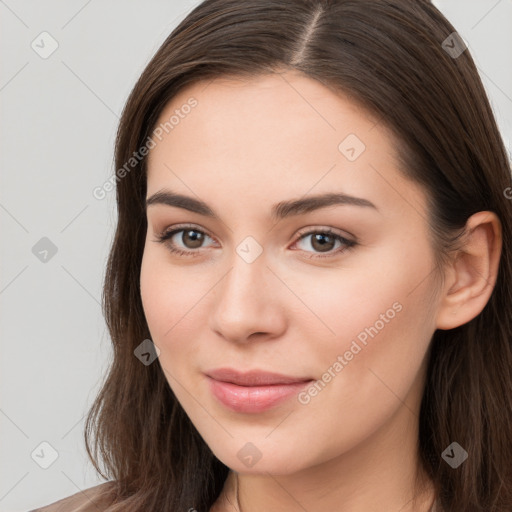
[435,211,502,330]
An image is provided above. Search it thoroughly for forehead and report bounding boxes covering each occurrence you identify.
[145,72,427,221]
[148,71,380,166]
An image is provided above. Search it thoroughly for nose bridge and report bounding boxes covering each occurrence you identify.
[221,232,269,298]
[219,246,269,312]
[209,242,285,341]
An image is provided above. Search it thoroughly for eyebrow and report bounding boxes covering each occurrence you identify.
[145,189,378,221]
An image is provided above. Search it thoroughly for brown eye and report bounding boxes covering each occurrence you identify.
[155,225,214,257]
[155,225,357,260]
[309,233,336,252]
[180,229,205,249]
[293,228,357,259]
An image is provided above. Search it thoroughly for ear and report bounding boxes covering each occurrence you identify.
[435,211,502,330]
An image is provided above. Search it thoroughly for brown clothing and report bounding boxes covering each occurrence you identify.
[29,480,442,511]
[28,482,116,512]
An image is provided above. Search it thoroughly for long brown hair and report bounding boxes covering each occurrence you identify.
[84,0,512,510]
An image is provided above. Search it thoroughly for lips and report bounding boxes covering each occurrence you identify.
[206,367,313,386]
[205,367,315,413]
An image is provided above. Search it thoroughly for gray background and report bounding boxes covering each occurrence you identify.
[1,1,511,510]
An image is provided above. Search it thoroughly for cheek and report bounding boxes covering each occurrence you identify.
[140,249,171,335]
[295,258,409,354]
[289,262,435,460]
[139,247,210,360]
[304,236,436,389]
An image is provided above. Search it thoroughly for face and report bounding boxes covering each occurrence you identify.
[140,71,441,475]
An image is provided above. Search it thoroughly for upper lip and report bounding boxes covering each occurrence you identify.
[206,367,313,386]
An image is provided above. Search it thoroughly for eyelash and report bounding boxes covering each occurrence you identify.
[153,223,358,260]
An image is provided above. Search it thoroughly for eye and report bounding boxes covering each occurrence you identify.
[153,224,358,259]
[153,224,215,258]
[291,228,357,259]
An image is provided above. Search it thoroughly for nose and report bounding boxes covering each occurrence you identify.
[208,252,287,344]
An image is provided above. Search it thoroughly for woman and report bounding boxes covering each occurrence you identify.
[32,0,512,510]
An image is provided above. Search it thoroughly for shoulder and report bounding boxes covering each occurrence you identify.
[29,481,117,512]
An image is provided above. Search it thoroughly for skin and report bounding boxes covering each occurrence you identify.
[140,70,502,512]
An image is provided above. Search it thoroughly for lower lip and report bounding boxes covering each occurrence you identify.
[207,376,313,413]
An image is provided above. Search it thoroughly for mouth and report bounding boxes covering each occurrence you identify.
[206,367,314,386]
[205,368,315,413]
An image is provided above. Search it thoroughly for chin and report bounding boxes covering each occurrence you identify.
[205,435,319,476]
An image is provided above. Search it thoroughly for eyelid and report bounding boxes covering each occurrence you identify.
[153,222,357,258]
[155,222,216,244]
[155,223,354,242]
[294,225,355,242]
